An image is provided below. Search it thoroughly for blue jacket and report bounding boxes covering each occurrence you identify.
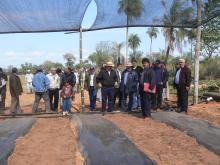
[153,66,163,85]
[32,72,50,92]
[120,70,138,93]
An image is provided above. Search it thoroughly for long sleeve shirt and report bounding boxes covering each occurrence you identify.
[32,72,50,92]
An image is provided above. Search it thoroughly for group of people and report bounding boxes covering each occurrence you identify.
[0,57,191,117]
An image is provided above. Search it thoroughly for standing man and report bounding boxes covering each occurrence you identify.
[47,68,60,112]
[25,70,33,94]
[113,63,122,108]
[85,67,97,111]
[32,68,50,113]
[0,68,8,111]
[9,68,23,115]
[161,62,169,101]
[140,58,156,118]
[131,58,143,110]
[174,59,191,114]
[120,63,138,112]
[96,61,117,113]
[152,60,164,111]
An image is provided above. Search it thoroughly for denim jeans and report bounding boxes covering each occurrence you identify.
[121,90,134,112]
[89,86,96,110]
[62,98,72,112]
[101,87,115,112]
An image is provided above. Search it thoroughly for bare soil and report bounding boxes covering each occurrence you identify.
[104,114,220,165]
[8,118,83,165]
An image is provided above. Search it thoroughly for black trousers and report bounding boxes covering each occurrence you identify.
[113,88,122,108]
[152,84,163,109]
[141,92,152,117]
[0,87,6,110]
[177,86,188,112]
[48,88,59,111]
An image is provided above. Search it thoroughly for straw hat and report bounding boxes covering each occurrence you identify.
[125,62,133,67]
[105,61,114,67]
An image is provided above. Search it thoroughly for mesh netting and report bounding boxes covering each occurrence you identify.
[0,0,219,34]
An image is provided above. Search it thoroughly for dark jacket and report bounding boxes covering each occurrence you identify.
[133,66,143,80]
[0,73,8,89]
[85,73,97,90]
[162,68,169,88]
[60,72,76,89]
[120,70,138,93]
[174,66,191,88]
[96,69,117,88]
[153,66,163,85]
[140,68,156,91]
[9,73,23,97]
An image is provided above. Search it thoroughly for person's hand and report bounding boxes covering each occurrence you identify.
[186,87,190,91]
[98,83,102,88]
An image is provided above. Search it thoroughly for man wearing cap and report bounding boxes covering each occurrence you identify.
[0,68,8,112]
[47,68,60,112]
[85,67,97,111]
[96,61,118,112]
[131,58,143,110]
[140,58,156,118]
[120,63,138,112]
[174,59,191,114]
[25,70,33,94]
[9,67,23,114]
[32,68,50,113]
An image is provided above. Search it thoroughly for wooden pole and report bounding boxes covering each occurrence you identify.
[80,27,85,112]
[193,0,202,104]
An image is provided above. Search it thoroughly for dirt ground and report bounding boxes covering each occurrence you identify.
[8,118,83,165]
[104,114,220,165]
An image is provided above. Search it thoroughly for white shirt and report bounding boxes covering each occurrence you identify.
[47,73,60,89]
[74,72,79,84]
[117,69,121,82]
[25,73,33,83]
[108,71,111,76]
[90,74,94,86]
[175,68,181,84]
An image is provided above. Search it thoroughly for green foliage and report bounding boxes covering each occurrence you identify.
[128,33,141,53]
[40,60,64,73]
[146,27,158,40]
[63,53,76,68]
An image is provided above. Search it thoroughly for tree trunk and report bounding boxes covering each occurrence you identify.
[193,0,202,104]
[150,37,152,58]
[165,28,173,64]
[79,27,85,112]
[125,27,128,64]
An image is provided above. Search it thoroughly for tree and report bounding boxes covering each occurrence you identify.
[63,53,75,68]
[128,34,141,55]
[118,0,143,63]
[40,61,64,73]
[161,0,194,63]
[146,27,159,58]
[113,42,124,64]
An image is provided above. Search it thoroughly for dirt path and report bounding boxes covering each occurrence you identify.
[8,118,83,165]
[104,114,220,165]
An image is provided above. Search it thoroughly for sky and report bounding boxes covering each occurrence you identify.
[0,0,185,68]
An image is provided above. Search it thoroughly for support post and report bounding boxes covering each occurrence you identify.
[79,27,85,112]
[193,0,202,104]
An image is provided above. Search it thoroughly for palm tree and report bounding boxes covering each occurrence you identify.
[118,0,143,63]
[161,0,194,63]
[175,28,188,56]
[128,34,141,56]
[146,27,159,58]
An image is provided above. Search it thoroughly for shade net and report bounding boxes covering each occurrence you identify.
[0,0,219,34]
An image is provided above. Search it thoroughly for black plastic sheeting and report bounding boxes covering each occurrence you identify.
[71,114,156,165]
[152,111,220,155]
[0,0,219,34]
[0,118,36,165]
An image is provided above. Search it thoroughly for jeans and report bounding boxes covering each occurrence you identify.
[121,89,134,112]
[48,88,59,111]
[32,91,50,112]
[62,98,72,112]
[101,87,115,112]
[133,92,141,109]
[89,86,96,110]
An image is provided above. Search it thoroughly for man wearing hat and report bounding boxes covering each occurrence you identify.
[32,68,50,113]
[25,70,33,94]
[140,58,156,118]
[96,61,118,112]
[120,62,138,112]
[0,68,8,111]
[85,66,97,111]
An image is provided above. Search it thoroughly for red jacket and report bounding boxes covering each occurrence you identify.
[60,85,73,98]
